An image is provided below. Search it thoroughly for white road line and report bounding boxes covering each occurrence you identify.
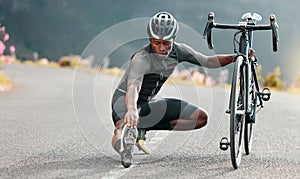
[102,131,170,179]
[102,166,133,179]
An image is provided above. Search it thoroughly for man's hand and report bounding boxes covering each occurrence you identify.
[233,48,255,62]
[124,109,139,128]
[248,48,255,59]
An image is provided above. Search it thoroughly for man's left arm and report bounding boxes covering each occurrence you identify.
[205,49,255,68]
[205,54,236,68]
[177,43,254,68]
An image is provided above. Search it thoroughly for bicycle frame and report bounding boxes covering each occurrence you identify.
[238,23,259,120]
[239,28,272,122]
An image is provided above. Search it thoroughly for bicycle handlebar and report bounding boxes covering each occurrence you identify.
[203,12,214,49]
[203,12,279,52]
[270,14,279,52]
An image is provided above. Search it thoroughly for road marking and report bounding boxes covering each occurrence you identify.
[102,167,133,179]
[102,131,170,179]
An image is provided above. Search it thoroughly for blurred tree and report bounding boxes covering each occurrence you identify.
[255,64,263,84]
[263,67,285,90]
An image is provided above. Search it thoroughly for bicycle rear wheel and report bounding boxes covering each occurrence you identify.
[244,66,257,154]
[244,120,253,155]
[229,56,246,169]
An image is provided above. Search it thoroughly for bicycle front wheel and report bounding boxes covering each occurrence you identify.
[229,56,246,169]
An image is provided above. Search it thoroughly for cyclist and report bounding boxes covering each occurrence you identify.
[111,11,254,168]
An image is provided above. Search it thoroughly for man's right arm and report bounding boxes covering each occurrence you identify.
[124,51,149,128]
[124,82,141,128]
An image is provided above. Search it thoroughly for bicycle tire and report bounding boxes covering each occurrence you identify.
[244,65,258,154]
[244,121,253,155]
[230,56,246,169]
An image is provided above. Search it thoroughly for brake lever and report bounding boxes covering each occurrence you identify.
[203,12,215,38]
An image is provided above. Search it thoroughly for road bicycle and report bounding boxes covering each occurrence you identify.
[203,12,279,169]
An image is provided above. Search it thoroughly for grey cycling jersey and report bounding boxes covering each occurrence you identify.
[114,42,209,101]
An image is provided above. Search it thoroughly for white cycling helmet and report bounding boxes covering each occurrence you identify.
[147,12,179,40]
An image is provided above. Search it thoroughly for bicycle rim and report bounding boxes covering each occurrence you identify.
[230,57,245,169]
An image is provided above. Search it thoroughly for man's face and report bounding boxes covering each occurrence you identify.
[150,38,174,59]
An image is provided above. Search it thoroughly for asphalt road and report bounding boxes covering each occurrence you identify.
[0,64,299,178]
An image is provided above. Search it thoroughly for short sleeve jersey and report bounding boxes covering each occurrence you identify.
[114,42,209,101]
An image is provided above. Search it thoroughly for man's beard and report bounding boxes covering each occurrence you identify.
[155,51,170,60]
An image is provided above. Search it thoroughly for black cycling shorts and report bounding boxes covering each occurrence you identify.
[111,95,198,130]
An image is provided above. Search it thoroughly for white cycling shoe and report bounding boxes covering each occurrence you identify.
[120,124,137,168]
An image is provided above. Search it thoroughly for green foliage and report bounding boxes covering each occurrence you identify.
[263,67,285,90]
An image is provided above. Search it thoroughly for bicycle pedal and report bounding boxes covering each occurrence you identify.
[258,88,271,101]
[220,137,229,151]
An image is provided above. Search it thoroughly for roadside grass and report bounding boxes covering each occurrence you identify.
[286,88,300,94]
[286,76,300,94]
[1,59,300,95]
[95,68,300,94]
[0,72,12,92]
[100,67,125,77]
